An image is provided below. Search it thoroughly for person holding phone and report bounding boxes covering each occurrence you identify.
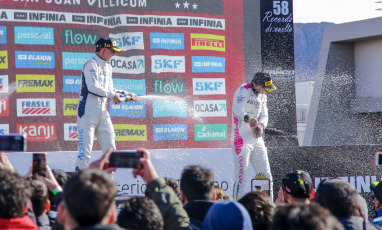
[231,72,276,200]
[75,37,138,171]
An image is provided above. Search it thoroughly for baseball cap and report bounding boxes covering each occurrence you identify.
[282,170,313,198]
[252,72,276,93]
[371,181,382,202]
[95,37,121,52]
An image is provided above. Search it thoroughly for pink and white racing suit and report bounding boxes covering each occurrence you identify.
[231,83,272,200]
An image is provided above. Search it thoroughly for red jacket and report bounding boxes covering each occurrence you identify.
[0,215,39,229]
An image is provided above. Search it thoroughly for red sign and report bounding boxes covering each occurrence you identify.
[17,123,57,142]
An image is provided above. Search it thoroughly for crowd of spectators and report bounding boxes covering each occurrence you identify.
[1,149,382,230]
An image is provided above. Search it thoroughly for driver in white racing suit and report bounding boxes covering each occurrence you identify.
[75,37,137,171]
[232,72,276,200]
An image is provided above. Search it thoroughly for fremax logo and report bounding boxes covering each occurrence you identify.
[0,98,9,117]
[0,51,8,69]
[62,28,99,46]
[152,55,185,73]
[17,123,57,142]
[110,55,145,74]
[109,32,144,51]
[17,99,56,117]
[62,52,93,70]
[150,32,184,50]
[152,78,186,95]
[0,75,8,93]
[113,124,147,141]
[153,124,188,141]
[110,101,146,118]
[192,56,225,73]
[16,75,55,93]
[14,26,54,45]
[193,78,226,95]
[0,124,9,135]
[153,100,187,117]
[0,26,7,44]
[15,51,55,69]
[64,123,78,141]
[63,75,81,93]
[193,100,227,117]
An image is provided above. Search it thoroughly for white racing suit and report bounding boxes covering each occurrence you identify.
[75,54,127,170]
[232,83,273,200]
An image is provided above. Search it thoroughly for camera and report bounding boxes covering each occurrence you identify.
[33,152,47,176]
[109,151,143,169]
[0,134,26,152]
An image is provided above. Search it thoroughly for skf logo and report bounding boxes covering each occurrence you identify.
[63,99,78,116]
[193,100,227,117]
[17,99,56,117]
[0,51,8,69]
[0,98,9,117]
[191,34,225,52]
[0,75,9,93]
[193,78,226,95]
[113,124,147,141]
[64,123,78,141]
[16,75,55,92]
[0,124,9,135]
[110,32,144,51]
[17,123,57,142]
[152,55,185,73]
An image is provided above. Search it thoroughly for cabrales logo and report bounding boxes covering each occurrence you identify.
[16,75,55,92]
[62,28,99,46]
[151,55,185,73]
[113,78,146,95]
[0,124,9,135]
[14,26,54,45]
[152,78,186,95]
[0,26,7,44]
[150,32,184,50]
[64,123,78,141]
[153,124,188,141]
[0,51,8,69]
[153,100,187,117]
[110,101,146,118]
[15,51,54,69]
[0,75,8,93]
[63,75,81,93]
[193,78,226,95]
[17,99,56,117]
[110,55,145,74]
[193,100,227,117]
[192,56,225,73]
[17,123,57,142]
[194,123,228,141]
[63,99,78,116]
[113,124,147,141]
[191,34,225,52]
[109,32,144,51]
[62,52,93,70]
[0,98,9,117]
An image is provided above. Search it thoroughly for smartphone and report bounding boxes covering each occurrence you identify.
[375,152,382,165]
[0,134,26,152]
[33,153,47,176]
[109,151,143,169]
[251,178,270,192]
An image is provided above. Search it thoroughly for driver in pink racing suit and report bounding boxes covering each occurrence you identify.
[232,72,276,200]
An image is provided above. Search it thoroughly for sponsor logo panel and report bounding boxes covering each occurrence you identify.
[0,26,7,44]
[114,124,147,141]
[113,78,146,95]
[15,51,54,69]
[62,52,93,70]
[62,28,99,46]
[153,124,188,141]
[0,75,9,93]
[110,55,145,74]
[191,56,225,73]
[0,98,9,117]
[63,99,78,116]
[0,51,8,69]
[193,78,226,95]
[16,75,55,92]
[63,75,81,93]
[14,26,54,45]
[17,99,56,117]
[64,123,78,141]
[193,100,227,117]
[152,78,186,95]
[150,32,184,50]
[153,100,187,117]
[110,101,146,118]
[194,123,228,141]
[109,32,144,51]
[151,55,185,73]
[191,34,225,52]
[0,124,9,135]
[17,123,57,142]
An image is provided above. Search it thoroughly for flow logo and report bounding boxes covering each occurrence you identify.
[17,123,57,142]
[194,123,228,141]
[152,55,185,73]
[62,28,99,46]
[109,32,144,50]
[0,124,9,135]
[15,51,54,69]
[63,99,78,116]
[153,124,188,141]
[193,78,226,95]
[113,124,147,141]
[14,26,54,45]
[63,75,81,93]
[64,123,78,141]
[0,51,8,69]
[17,99,56,117]
[191,56,225,73]
[152,78,186,95]
[110,101,146,118]
[193,100,227,117]
[150,32,184,50]
[113,78,146,95]
[0,98,9,117]
[16,75,55,92]
[62,52,93,70]
[110,56,145,74]
[0,75,8,93]
[153,100,187,117]
[0,26,7,44]
[191,33,225,52]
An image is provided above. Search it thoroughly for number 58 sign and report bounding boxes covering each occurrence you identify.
[273,1,290,16]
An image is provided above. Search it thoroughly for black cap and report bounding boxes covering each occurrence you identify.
[282,170,313,198]
[371,181,382,202]
[95,37,121,52]
[252,72,276,93]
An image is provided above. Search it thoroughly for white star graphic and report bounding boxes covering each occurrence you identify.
[183,1,189,9]
[192,3,198,9]
[175,2,180,8]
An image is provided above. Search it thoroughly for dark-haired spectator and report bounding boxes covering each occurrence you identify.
[180,165,215,229]
[370,181,382,226]
[30,179,51,230]
[214,186,224,201]
[117,196,163,230]
[164,177,181,201]
[270,203,344,230]
[239,191,275,230]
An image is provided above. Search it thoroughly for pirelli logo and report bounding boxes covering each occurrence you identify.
[191,34,225,52]
[16,75,55,92]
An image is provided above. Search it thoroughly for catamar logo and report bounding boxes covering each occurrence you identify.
[62,52,93,70]
[14,26,54,45]
[62,28,99,46]
[17,123,57,142]
[110,101,146,118]
[153,124,188,141]
[153,100,187,117]
[110,32,144,50]
[110,56,145,74]
[112,78,146,95]
[63,75,81,93]
[192,56,225,73]
[17,99,56,117]
[0,75,8,93]
[193,100,227,117]
[0,124,9,135]
[15,51,55,69]
[63,99,78,116]
[150,32,184,50]
[152,78,186,95]
[16,75,55,92]
[152,55,185,73]
[0,51,8,69]
[193,78,226,95]
[194,123,228,141]
[0,98,9,117]
[113,124,147,141]
[64,123,78,141]
[0,26,7,44]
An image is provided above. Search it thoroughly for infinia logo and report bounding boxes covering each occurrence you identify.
[62,28,99,46]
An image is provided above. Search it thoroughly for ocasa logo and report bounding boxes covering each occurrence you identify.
[17,123,57,142]
[152,78,186,95]
[193,78,226,95]
[152,55,185,73]
[0,98,9,117]
[113,124,147,141]
[64,123,78,141]
[110,32,144,51]
[110,56,145,74]
[16,75,55,92]
[193,100,227,117]
[62,28,99,46]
